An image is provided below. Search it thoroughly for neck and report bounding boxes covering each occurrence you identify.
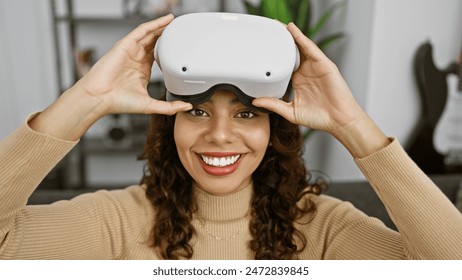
[193,182,253,221]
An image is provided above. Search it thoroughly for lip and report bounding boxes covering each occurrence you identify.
[200,152,241,157]
[196,152,243,176]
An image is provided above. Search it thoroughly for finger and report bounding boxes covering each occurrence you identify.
[252,97,296,123]
[129,14,174,43]
[287,22,325,61]
[145,99,192,115]
[139,26,166,53]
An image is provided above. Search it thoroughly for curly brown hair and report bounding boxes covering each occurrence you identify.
[140,106,322,259]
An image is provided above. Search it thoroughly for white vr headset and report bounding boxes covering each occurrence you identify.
[154,12,300,109]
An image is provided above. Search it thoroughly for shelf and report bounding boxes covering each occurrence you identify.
[50,0,165,189]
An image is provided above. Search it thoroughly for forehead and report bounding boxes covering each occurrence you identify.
[205,90,243,106]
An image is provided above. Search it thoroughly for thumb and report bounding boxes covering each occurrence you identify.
[252,97,295,123]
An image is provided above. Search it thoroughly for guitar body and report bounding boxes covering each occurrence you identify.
[434,76,462,155]
[407,42,458,174]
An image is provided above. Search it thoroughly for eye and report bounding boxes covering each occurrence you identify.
[188,108,209,117]
[235,110,257,119]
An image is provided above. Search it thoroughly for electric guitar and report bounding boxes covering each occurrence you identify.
[433,49,462,170]
[408,41,462,174]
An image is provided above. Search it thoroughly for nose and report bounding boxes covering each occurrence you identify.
[203,115,237,145]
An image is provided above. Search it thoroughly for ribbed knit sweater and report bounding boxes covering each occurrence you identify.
[0,120,461,259]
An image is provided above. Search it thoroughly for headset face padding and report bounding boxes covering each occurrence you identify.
[154,12,300,108]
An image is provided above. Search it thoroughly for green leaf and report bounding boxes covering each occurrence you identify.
[316,32,344,50]
[295,0,311,36]
[308,0,346,38]
[286,0,302,9]
[261,0,293,24]
[243,1,262,15]
[286,0,301,18]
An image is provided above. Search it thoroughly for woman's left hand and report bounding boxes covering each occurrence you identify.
[252,23,390,158]
[253,23,364,135]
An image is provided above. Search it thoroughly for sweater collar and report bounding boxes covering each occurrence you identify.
[193,183,253,222]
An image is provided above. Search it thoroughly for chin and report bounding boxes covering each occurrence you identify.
[194,178,251,196]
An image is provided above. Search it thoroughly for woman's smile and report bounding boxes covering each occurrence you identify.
[174,90,270,195]
[196,152,244,176]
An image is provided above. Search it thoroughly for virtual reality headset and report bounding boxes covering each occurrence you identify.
[154,12,300,110]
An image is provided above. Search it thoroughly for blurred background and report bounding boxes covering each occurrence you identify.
[1,0,461,223]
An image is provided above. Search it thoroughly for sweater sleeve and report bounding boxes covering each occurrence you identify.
[0,119,152,259]
[0,119,74,258]
[353,138,462,259]
[0,116,77,236]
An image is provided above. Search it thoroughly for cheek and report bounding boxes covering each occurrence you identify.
[245,119,271,153]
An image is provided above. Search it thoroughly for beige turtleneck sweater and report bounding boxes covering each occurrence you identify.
[0,120,461,260]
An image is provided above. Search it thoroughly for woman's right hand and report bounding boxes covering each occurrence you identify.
[75,14,191,117]
[29,14,192,141]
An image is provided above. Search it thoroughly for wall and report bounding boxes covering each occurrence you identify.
[1,0,462,183]
[0,0,57,139]
[303,0,377,181]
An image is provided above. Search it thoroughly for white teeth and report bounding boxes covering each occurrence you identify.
[201,154,241,167]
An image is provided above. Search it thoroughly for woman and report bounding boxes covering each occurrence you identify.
[0,14,461,259]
